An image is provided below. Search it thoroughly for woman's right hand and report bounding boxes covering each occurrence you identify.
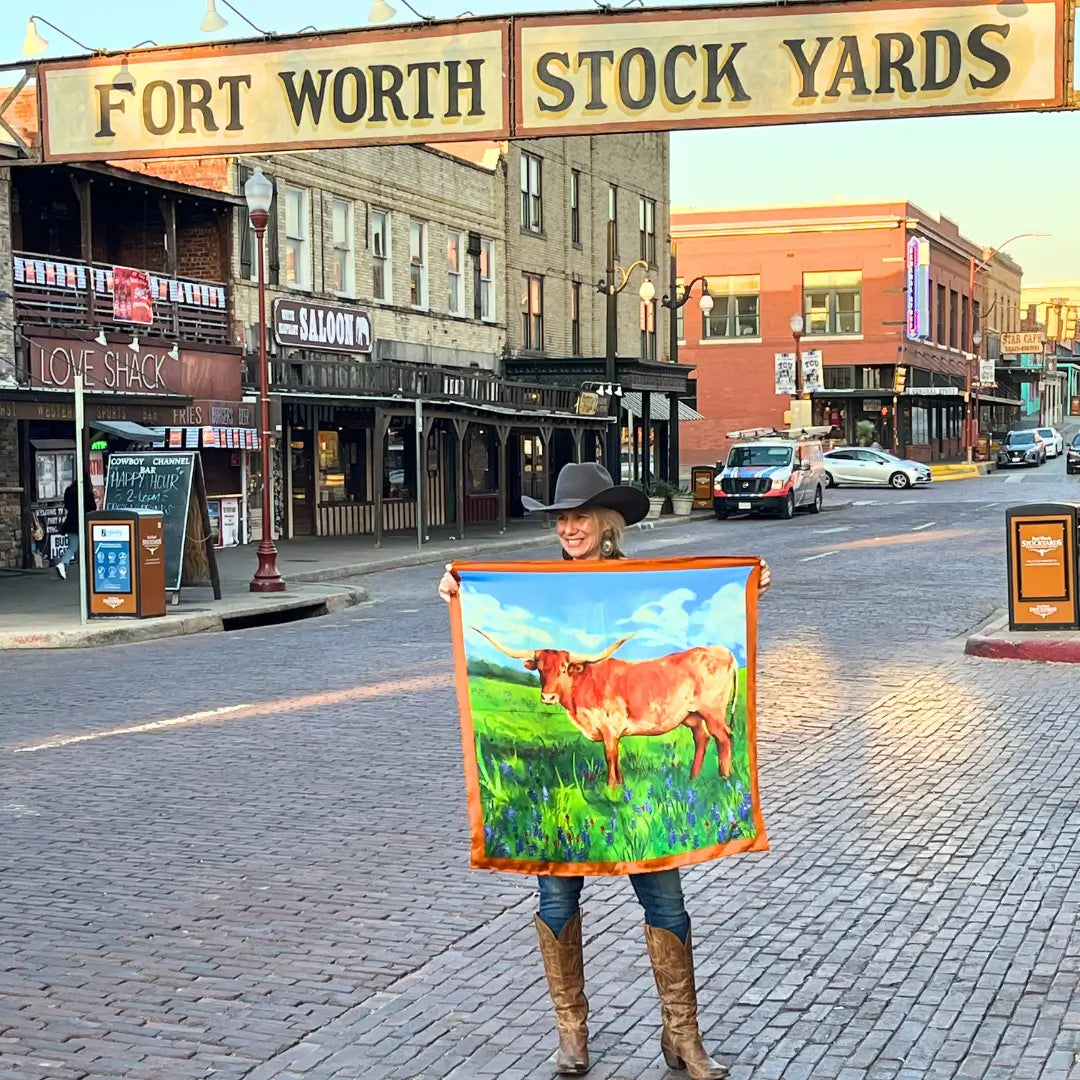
[438,564,460,604]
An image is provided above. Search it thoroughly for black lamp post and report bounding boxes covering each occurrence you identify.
[596,219,654,481]
[660,241,712,484]
[244,166,285,593]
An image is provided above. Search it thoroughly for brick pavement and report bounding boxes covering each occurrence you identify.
[5,481,1080,1079]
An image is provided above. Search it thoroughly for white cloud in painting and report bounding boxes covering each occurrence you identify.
[459,586,555,653]
[618,583,747,656]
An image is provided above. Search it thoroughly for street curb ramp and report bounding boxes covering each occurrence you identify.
[965,610,1080,665]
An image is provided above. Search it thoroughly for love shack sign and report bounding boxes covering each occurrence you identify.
[30,0,1070,162]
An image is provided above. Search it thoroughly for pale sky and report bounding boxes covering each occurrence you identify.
[3,0,1077,281]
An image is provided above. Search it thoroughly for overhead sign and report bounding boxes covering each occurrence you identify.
[272,298,373,354]
[37,23,510,162]
[27,0,1069,161]
[906,236,930,340]
[516,0,1067,137]
[1002,331,1046,354]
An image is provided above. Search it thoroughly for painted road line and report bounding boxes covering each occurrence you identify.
[811,526,852,535]
[11,672,452,754]
[803,527,979,555]
[911,522,937,531]
[1004,474,1025,483]
[800,550,839,562]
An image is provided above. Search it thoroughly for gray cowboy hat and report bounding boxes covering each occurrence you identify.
[520,462,649,525]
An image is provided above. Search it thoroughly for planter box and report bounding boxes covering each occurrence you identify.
[671,496,694,516]
[646,497,665,520]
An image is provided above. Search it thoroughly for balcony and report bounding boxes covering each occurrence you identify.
[12,252,230,346]
[255,356,582,415]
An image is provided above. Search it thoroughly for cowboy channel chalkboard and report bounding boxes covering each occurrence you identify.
[104,452,221,600]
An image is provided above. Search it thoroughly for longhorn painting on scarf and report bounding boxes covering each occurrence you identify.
[449,556,769,876]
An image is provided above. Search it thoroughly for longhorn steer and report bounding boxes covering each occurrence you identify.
[473,629,738,788]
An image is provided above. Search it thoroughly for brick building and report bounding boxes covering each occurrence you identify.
[672,202,1024,468]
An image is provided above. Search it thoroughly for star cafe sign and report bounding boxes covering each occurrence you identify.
[272,298,373,356]
[29,0,1069,162]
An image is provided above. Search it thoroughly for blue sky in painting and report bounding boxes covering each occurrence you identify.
[459,564,752,669]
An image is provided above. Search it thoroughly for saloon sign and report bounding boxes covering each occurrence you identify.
[28,0,1070,161]
[272,298,373,355]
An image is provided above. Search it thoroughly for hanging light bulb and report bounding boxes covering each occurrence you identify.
[112,59,136,94]
[369,0,397,20]
[130,335,140,352]
[94,330,107,346]
[168,344,180,361]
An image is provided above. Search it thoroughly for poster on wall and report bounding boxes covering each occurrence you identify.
[774,353,796,396]
[449,557,768,876]
[112,267,154,325]
[802,350,823,393]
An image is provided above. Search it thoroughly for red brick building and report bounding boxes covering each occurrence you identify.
[672,202,1023,468]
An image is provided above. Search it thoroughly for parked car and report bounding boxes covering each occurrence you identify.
[1035,427,1064,457]
[1067,433,1080,475]
[997,429,1047,467]
[713,438,825,519]
[823,448,931,489]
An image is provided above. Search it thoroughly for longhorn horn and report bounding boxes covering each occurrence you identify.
[470,627,537,660]
[568,634,635,665]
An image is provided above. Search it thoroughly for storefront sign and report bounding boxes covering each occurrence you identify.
[906,385,961,395]
[802,350,823,394]
[774,353,795,396]
[978,357,997,386]
[517,0,1065,137]
[30,0,1067,161]
[37,24,509,162]
[29,337,181,393]
[272,298,373,354]
[0,397,183,425]
[112,266,154,325]
[906,236,930,340]
[1002,331,1046,354]
[170,400,256,427]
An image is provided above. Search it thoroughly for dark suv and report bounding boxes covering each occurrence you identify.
[1067,433,1080,475]
[997,430,1047,468]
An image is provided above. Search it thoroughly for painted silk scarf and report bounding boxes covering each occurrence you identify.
[449,556,769,876]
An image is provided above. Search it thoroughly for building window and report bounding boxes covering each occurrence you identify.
[675,279,685,343]
[936,283,946,344]
[480,238,494,321]
[640,299,657,360]
[522,273,543,351]
[570,170,581,246]
[961,294,970,351]
[803,270,861,335]
[409,220,427,309]
[912,405,930,444]
[608,185,618,255]
[703,275,761,339]
[330,198,354,296]
[824,366,854,390]
[282,184,310,289]
[639,197,656,265]
[447,230,464,316]
[371,210,390,303]
[571,281,581,355]
[520,152,542,233]
[949,289,958,347]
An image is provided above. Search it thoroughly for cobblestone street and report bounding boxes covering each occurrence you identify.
[5,467,1080,1080]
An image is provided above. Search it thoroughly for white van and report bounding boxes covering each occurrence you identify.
[713,437,826,520]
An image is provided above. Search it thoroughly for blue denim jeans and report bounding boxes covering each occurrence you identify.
[538,869,689,942]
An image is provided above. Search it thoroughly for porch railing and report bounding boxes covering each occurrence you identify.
[256,356,583,414]
[12,251,230,346]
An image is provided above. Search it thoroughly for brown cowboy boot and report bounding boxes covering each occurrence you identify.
[644,923,728,1080]
[534,912,590,1075]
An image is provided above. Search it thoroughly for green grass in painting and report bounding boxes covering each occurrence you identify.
[467,670,756,864]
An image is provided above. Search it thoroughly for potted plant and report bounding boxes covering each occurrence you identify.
[670,485,695,516]
[640,480,666,518]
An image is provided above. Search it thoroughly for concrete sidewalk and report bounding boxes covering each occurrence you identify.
[0,510,714,650]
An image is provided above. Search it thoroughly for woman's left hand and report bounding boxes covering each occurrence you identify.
[759,560,771,597]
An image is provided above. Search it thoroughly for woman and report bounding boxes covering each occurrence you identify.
[439,462,770,1079]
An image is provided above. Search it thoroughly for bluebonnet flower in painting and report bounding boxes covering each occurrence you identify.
[687,811,697,826]
[717,824,730,843]
[680,832,690,845]
[605,832,615,846]
[623,789,633,803]
[484,825,494,844]
[500,762,515,779]
[645,801,654,814]
[668,829,677,847]
[528,789,539,802]
[687,789,698,806]
[665,774,674,788]
[740,797,753,822]
[515,839,525,855]
[541,786,549,801]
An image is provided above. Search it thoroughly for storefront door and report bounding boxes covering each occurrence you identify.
[290,428,315,536]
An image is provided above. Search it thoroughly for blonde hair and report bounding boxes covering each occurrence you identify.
[591,507,627,558]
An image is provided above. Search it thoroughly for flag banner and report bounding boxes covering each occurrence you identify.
[774,353,796,396]
[450,556,768,876]
[802,349,823,393]
[111,266,154,325]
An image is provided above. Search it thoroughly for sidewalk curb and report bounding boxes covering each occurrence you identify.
[965,610,1080,664]
[930,463,994,481]
[288,511,720,582]
[0,585,364,651]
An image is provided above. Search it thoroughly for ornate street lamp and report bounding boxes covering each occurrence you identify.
[790,312,807,400]
[244,167,285,593]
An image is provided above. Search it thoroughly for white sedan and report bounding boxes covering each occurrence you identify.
[823,448,932,489]
[1036,427,1064,457]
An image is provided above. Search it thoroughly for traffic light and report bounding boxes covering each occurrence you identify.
[893,365,908,394]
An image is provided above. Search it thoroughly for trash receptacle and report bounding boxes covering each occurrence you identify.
[691,466,716,510]
[1006,503,1080,631]
[87,509,167,619]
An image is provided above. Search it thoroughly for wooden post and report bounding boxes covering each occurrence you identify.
[668,391,681,484]
[571,427,583,463]
[453,418,469,539]
[539,423,554,503]
[70,177,94,322]
[496,424,510,534]
[641,390,652,490]
[373,410,390,548]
